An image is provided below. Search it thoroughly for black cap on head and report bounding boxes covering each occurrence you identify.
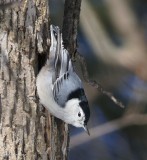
[79,101,90,125]
[67,88,90,124]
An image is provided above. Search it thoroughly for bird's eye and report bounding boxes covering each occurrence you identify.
[78,112,81,117]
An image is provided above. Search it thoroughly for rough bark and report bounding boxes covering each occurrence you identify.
[0,0,66,159]
[0,0,82,159]
[0,0,50,159]
[62,0,82,56]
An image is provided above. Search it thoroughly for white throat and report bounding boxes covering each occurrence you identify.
[47,99,81,125]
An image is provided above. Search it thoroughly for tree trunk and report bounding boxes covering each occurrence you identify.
[0,0,50,159]
[0,0,81,159]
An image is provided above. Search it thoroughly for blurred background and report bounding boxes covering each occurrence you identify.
[50,0,147,159]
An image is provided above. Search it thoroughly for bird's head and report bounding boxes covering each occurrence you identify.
[64,98,90,135]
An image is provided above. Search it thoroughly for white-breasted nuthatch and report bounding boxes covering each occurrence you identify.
[36,25,90,135]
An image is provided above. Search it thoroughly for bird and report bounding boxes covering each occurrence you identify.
[36,25,90,135]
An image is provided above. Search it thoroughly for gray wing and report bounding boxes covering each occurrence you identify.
[49,25,73,83]
[53,71,82,107]
[50,25,79,107]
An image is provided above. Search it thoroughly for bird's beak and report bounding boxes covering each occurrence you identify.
[83,125,90,136]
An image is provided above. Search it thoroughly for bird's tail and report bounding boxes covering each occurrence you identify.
[48,25,73,82]
[58,32,73,75]
[47,25,60,83]
[47,25,58,67]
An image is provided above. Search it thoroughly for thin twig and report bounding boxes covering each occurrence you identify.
[76,52,125,108]
[70,113,147,148]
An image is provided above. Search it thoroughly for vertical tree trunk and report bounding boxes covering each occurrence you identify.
[0,0,50,159]
[0,0,82,159]
[62,0,82,54]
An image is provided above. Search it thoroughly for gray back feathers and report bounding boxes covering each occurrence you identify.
[49,25,82,107]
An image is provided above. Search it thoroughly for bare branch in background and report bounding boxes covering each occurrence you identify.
[76,52,125,108]
[70,113,147,148]
[80,0,147,80]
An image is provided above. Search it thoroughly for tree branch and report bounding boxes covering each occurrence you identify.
[70,113,147,148]
[76,52,125,108]
[62,0,82,56]
[80,0,147,80]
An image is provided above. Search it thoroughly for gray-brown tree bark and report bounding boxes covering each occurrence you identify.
[0,0,81,160]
